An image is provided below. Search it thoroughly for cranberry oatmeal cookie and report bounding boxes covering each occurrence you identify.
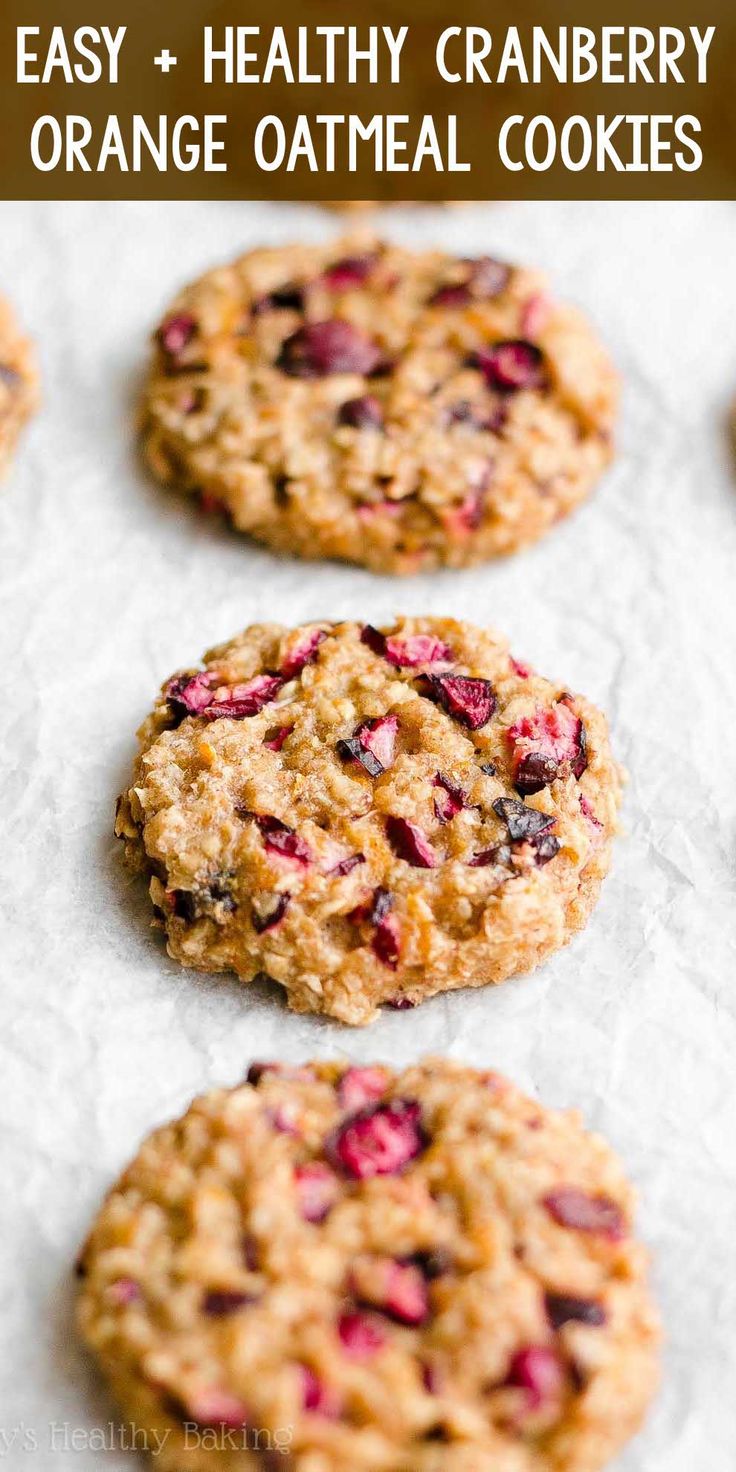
[142,238,617,574]
[0,294,38,477]
[115,618,622,1024]
[77,1059,659,1472]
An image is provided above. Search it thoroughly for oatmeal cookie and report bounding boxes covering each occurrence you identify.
[116,618,622,1025]
[77,1058,659,1472]
[0,294,38,477]
[142,238,617,574]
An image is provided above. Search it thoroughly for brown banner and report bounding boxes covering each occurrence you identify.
[1,0,734,199]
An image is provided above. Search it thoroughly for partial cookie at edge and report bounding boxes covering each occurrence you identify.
[0,294,39,478]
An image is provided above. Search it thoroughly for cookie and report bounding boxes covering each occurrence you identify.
[0,294,38,477]
[115,617,622,1025]
[142,238,617,574]
[77,1058,659,1472]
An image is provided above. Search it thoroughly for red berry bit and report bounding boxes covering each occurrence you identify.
[386,816,438,869]
[338,394,384,429]
[543,1187,626,1240]
[338,714,398,776]
[521,292,552,338]
[158,313,197,361]
[509,703,588,795]
[246,814,311,867]
[178,1390,249,1429]
[429,282,471,308]
[202,1290,253,1316]
[295,1162,341,1223]
[338,1066,389,1113]
[251,893,290,933]
[325,852,365,878]
[166,670,218,719]
[475,340,547,392]
[263,724,292,752]
[545,1293,607,1331]
[300,1366,341,1417]
[373,910,401,969]
[444,488,485,538]
[353,1258,430,1326]
[253,284,305,314]
[277,320,383,378]
[106,1277,141,1306]
[203,673,284,721]
[510,656,532,679]
[338,1310,387,1358]
[579,793,603,832]
[432,773,466,824]
[505,1346,565,1411]
[322,254,375,290]
[361,626,453,669]
[491,796,560,868]
[328,1099,426,1179]
[280,629,326,680]
[424,673,496,730]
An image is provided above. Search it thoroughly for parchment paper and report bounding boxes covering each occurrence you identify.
[0,199,734,1469]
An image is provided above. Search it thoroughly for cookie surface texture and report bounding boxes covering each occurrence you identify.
[142,239,617,573]
[0,294,39,477]
[77,1058,659,1472]
[116,618,622,1024]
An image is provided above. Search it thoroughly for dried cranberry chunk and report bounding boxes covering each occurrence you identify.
[158,313,196,360]
[251,893,290,933]
[325,852,365,878]
[322,254,375,290]
[338,1311,387,1358]
[509,703,588,794]
[493,797,556,843]
[280,629,326,680]
[299,1366,341,1417]
[260,822,311,867]
[384,634,454,669]
[166,670,217,718]
[355,1259,429,1326]
[203,673,284,721]
[386,816,438,869]
[253,284,304,314]
[338,394,384,429]
[506,1346,564,1410]
[433,773,466,824]
[429,283,472,308]
[328,1100,425,1179]
[339,1066,389,1113]
[373,911,401,969]
[476,340,547,392]
[263,725,292,752]
[424,674,496,730]
[202,1290,253,1316]
[545,1293,607,1331]
[177,1390,249,1429]
[338,715,398,776]
[295,1162,341,1223]
[277,319,383,378]
[543,1187,626,1240]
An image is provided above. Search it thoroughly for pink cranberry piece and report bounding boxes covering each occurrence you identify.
[506,1346,564,1410]
[107,1277,141,1305]
[521,292,552,338]
[533,834,561,867]
[356,498,401,520]
[158,313,197,359]
[182,1390,249,1429]
[543,1188,626,1240]
[433,773,466,824]
[384,633,454,669]
[328,1099,425,1179]
[425,674,496,730]
[280,629,326,680]
[338,394,384,429]
[203,673,284,721]
[510,656,532,679]
[249,815,311,867]
[295,1162,341,1223]
[166,670,217,718]
[326,852,365,878]
[251,893,290,933]
[339,1066,388,1113]
[545,1293,606,1331]
[338,714,398,777]
[493,797,555,843]
[509,703,588,795]
[428,282,471,308]
[299,1366,341,1417]
[386,816,438,869]
[277,320,383,378]
[263,724,292,752]
[338,1310,387,1358]
[445,489,485,537]
[476,340,546,392]
[202,1290,253,1316]
[373,911,401,969]
[322,254,375,290]
[355,1260,429,1326]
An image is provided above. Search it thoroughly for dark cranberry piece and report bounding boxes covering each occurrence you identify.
[158,313,197,359]
[412,1248,452,1280]
[294,1162,341,1223]
[280,628,326,680]
[428,283,471,308]
[424,674,496,730]
[534,834,561,867]
[257,820,311,867]
[509,703,588,793]
[253,284,304,314]
[338,1310,387,1358]
[373,912,401,969]
[433,773,466,824]
[506,1346,564,1409]
[515,752,561,795]
[327,1100,425,1179]
[543,1188,626,1240]
[386,816,438,869]
[338,715,398,777]
[202,1290,253,1316]
[246,1061,315,1085]
[338,1066,389,1113]
[203,673,284,721]
[337,735,382,777]
[166,670,217,718]
[325,852,365,878]
[385,995,414,1008]
[277,320,383,378]
[545,1293,607,1331]
[322,254,375,290]
[351,887,392,926]
[251,893,290,933]
[475,339,546,392]
[493,797,556,843]
[338,394,384,429]
[263,724,292,752]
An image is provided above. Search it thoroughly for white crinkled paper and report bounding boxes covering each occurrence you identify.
[0,199,734,1469]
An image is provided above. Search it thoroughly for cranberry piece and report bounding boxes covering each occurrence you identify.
[521,292,552,338]
[543,1188,626,1240]
[158,313,197,359]
[277,320,383,378]
[325,852,365,878]
[247,814,311,867]
[263,724,292,752]
[322,254,375,290]
[493,797,556,843]
[469,844,512,868]
[253,284,304,314]
[424,674,496,730]
[180,1390,249,1429]
[338,394,384,429]
[339,1066,389,1113]
[533,834,561,867]
[433,773,466,824]
[350,886,392,926]
[280,628,326,680]
[107,1277,141,1305]
[428,283,471,308]
[338,1310,387,1358]
[386,816,438,869]
[373,911,401,969]
[510,656,532,679]
[506,1346,564,1410]
[445,489,485,537]
[203,673,284,721]
[295,1162,341,1223]
[328,1100,425,1179]
[251,893,290,933]
[202,1290,253,1316]
[385,995,414,1008]
[475,340,546,392]
[356,1260,429,1326]
[338,714,398,777]
[579,794,603,832]
[384,634,454,669]
[166,670,218,718]
[509,703,588,794]
[545,1293,607,1331]
[299,1366,340,1417]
